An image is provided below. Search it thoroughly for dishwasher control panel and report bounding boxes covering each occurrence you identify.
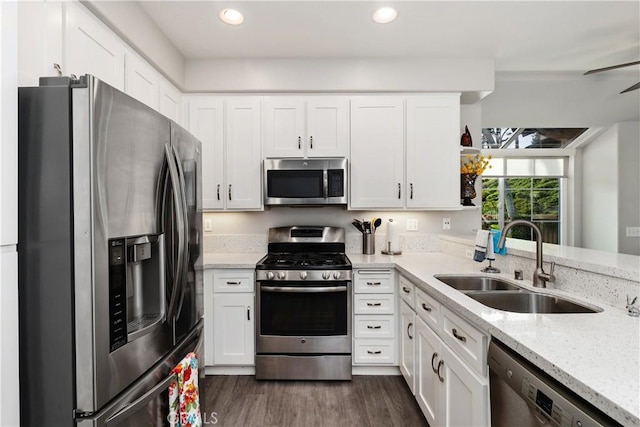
[522,376,572,427]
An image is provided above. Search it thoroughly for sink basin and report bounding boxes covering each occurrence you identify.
[466,291,602,314]
[434,275,523,292]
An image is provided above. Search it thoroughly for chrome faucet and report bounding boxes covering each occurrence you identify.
[497,220,556,288]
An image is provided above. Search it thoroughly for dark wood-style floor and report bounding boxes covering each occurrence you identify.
[201,375,428,427]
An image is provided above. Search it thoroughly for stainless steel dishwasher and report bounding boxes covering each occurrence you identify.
[488,340,621,427]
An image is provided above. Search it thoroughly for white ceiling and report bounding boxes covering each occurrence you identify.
[138,1,640,73]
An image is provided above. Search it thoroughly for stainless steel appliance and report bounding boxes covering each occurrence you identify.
[255,226,352,380]
[18,75,203,426]
[489,340,621,427]
[263,158,348,206]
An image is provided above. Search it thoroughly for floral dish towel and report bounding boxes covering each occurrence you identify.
[168,351,202,427]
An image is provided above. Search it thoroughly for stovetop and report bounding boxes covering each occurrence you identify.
[256,252,351,270]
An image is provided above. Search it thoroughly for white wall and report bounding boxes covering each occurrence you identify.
[581,126,619,253]
[0,1,20,425]
[617,122,640,256]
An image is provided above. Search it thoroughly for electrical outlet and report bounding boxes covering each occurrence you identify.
[627,227,640,237]
[204,219,212,232]
[465,249,473,259]
[442,218,451,230]
[407,219,419,231]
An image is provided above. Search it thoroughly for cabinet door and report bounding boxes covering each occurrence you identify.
[263,97,305,158]
[159,79,182,124]
[226,98,262,209]
[350,97,404,208]
[406,95,460,209]
[399,301,416,394]
[125,52,159,110]
[415,317,441,427]
[212,293,255,365]
[187,98,224,210]
[203,270,214,366]
[64,2,125,91]
[306,96,349,158]
[440,343,489,427]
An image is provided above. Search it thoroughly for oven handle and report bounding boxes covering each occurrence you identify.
[260,285,347,293]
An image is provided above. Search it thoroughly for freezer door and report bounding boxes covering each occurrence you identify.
[76,320,204,427]
[168,121,204,344]
[73,75,175,414]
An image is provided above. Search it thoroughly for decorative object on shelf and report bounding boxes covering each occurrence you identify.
[460,153,491,206]
[460,125,473,147]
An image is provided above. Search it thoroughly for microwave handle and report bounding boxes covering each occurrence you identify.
[323,170,328,198]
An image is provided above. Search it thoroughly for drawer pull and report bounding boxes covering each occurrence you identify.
[367,350,382,355]
[366,302,382,307]
[437,360,445,382]
[402,286,411,294]
[407,322,413,339]
[421,303,432,312]
[367,325,382,329]
[452,328,467,343]
[367,281,382,286]
[226,281,241,285]
[431,352,439,373]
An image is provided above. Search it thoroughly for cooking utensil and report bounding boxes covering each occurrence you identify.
[351,220,364,233]
[373,217,382,232]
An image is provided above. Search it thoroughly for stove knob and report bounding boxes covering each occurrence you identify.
[333,272,341,280]
[322,272,331,280]
[278,272,286,280]
[300,271,308,280]
[266,271,275,280]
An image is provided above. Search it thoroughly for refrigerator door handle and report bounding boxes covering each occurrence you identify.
[171,145,190,319]
[164,144,186,323]
[104,373,177,426]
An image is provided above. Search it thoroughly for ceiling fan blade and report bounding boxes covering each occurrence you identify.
[620,82,640,94]
[584,60,640,75]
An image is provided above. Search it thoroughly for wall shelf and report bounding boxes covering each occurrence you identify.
[460,147,482,155]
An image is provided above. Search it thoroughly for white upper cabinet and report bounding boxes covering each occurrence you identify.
[350,96,404,209]
[406,95,460,209]
[158,79,182,124]
[124,52,159,110]
[64,2,125,91]
[264,96,349,158]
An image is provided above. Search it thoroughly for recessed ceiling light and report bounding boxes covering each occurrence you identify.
[219,8,244,25]
[372,7,397,24]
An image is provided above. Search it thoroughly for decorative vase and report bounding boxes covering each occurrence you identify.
[460,125,473,147]
[461,173,477,206]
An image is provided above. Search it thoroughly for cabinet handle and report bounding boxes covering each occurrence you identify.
[226,281,241,285]
[398,183,401,199]
[216,184,220,201]
[367,325,382,329]
[402,286,411,294]
[228,184,232,201]
[366,302,382,307]
[421,303,432,312]
[410,183,414,199]
[437,360,445,383]
[366,281,381,286]
[407,322,413,339]
[431,352,439,373]
[367,350,382,355]
[298,136,301,149]
[310,135,313,149]
[247,307,251,321]
[452,328,467,343]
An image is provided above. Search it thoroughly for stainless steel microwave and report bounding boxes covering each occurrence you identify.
[264,158,348,206]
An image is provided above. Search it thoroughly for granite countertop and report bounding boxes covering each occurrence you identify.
[349,252,640,426]
[203,251,639,425]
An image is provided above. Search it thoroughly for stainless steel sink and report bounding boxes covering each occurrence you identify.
[434,275,523,292]
[466,291,602,314]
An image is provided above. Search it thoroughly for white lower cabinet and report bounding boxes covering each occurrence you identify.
[402,275,490,426]
[204,269,255,367]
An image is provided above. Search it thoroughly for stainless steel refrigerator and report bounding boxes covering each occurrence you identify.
[18,75,204,426]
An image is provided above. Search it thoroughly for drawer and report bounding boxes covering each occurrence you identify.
[354,294,395,314]
[354,269,395,293]
[415,287,440,331]
[441,307,488,377]
[398,275,415,307]
[353,339,396,365]
[354,315,395,339]
[213,270,255,292]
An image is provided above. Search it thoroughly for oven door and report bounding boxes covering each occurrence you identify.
[256,281,352,354]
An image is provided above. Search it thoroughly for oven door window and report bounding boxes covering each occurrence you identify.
[266,170,323,199]
[260,284,348,336]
